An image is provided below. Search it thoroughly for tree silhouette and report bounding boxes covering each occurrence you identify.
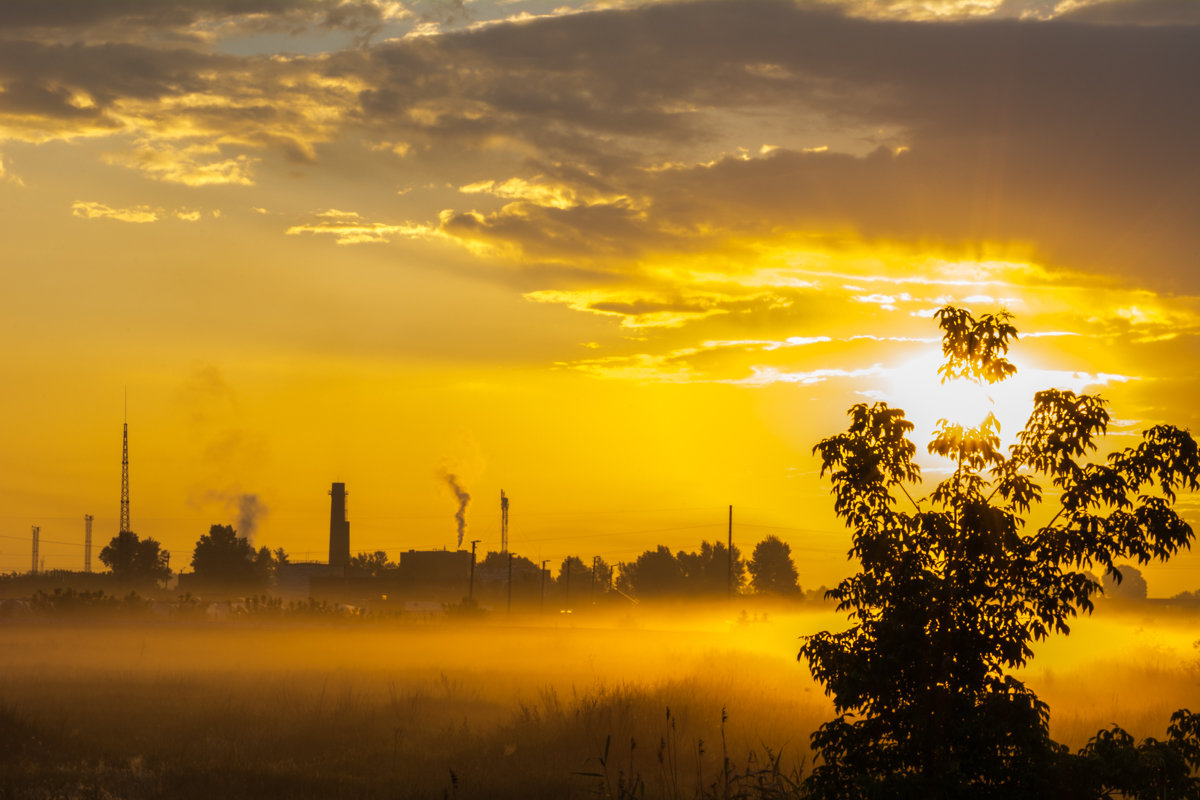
[618,545,684,597]
[748,535,800,595]
[802,306,1200,798]
[1101,563,1149,602]
[98,530,171,586]
[191,524,268,587]
[349,550,395,577]
[678,540,745,594]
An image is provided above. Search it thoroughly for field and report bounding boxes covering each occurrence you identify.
[2,601,1198,799]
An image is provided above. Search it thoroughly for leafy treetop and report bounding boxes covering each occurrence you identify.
[801,306,1200,799]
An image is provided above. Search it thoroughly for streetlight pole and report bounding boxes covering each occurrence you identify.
[540,559,550,613]
[468,539,481,603]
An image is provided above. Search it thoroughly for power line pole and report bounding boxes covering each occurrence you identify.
[728,504,734,599]
[506,552,513,614]
[120,392,130,534]
[591,555,599,605]
[84,514,94,572]
[540,559,549,614]
[31,526,39,575]
[500,490,509,555]
[468,539,481,602]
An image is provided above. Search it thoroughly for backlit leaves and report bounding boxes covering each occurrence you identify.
[801,306,1200,798]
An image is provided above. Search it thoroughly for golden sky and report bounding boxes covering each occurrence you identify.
[3,0,1200,593]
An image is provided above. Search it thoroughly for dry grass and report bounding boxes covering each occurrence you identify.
[1,601,1197,798]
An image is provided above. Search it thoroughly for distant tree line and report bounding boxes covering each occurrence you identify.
[338,534,803,603]
[14,523,811,602]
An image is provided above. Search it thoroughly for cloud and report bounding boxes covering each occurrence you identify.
[723,364,890,387]
[71,200,158,223]
[4,2,1196,288]
[0,150,22,186]
[0,1,413,45]
[1058,0,1200,25]
[105,140,258,186]
[285,208,441,245]
[359,3,1194,287]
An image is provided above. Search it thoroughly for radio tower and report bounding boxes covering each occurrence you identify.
[31,526,39,575]
[500,490,509,554]
[120,394,130,533]
[84,514,94,572]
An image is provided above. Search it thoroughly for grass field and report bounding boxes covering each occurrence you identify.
[1,601,1197,799]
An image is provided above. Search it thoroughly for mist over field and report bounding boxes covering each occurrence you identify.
[3,600,1197,799]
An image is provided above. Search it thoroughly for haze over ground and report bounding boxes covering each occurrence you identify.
[2,0,1199,594]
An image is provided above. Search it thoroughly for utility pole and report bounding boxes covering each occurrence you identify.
[120,391,130,534]
[540,559,549,613]
[31,526,39,575]
[507,552,513,614]
[500,490,509,555]
[728,504,734,599]
[564,558,571,612]
[468,539,481,602]
[84,514,94,572]
[591,555,599,605]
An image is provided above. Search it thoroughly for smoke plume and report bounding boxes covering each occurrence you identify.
[441,471,470,547]
[236,493,266,542]
[193,490,268,543]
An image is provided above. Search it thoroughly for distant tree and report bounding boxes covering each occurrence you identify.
[677,540,745,594]
[802,306,1200,798]
[273,547,290,565]
[253,546,278,583]
[191,524,263,587]
[591,555,613,595]
[98,531,171,586]
[349,550,395,577]
[1102,564,1149,602]
[558,555,590,587]
[748,535,800,595]
[620,545,684,597]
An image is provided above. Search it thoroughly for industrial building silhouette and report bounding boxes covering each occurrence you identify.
[273,482,477,606]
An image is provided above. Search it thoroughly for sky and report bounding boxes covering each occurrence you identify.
[2,0,1199,593]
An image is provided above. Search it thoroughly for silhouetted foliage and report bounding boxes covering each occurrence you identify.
[618,545,684,597]
[191,524,272,588]
[1101,563,1149,602]
[617,541,745,598]
[748,535,800,595]
[557,555,591,596]
[349,550,396,577]
[30,588,152,616]
[98,530,171,586]
[802,306,1200,798]
[678,540,745,594]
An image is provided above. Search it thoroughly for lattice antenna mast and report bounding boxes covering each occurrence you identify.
[120,391,130,533]
[31,526,39,575]
[84,514,94,572]
[500,490,510,555]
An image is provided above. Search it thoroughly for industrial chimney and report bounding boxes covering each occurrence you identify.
[328,482,350,570]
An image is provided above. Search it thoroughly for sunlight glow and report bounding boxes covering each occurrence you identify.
[882,348,1137,455]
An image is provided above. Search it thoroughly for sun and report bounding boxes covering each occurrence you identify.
[883,348,1037,449]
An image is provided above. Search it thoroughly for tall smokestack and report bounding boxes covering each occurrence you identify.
[328,483,350,569]
[441,472,470,548]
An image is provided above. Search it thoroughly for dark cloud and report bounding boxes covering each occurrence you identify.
[1058,0,1200,25]
[0,0,387,33]
[2,0,1196,287]
[385,2,1199,287]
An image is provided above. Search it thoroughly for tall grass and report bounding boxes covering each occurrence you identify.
[1,603,1197,798]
